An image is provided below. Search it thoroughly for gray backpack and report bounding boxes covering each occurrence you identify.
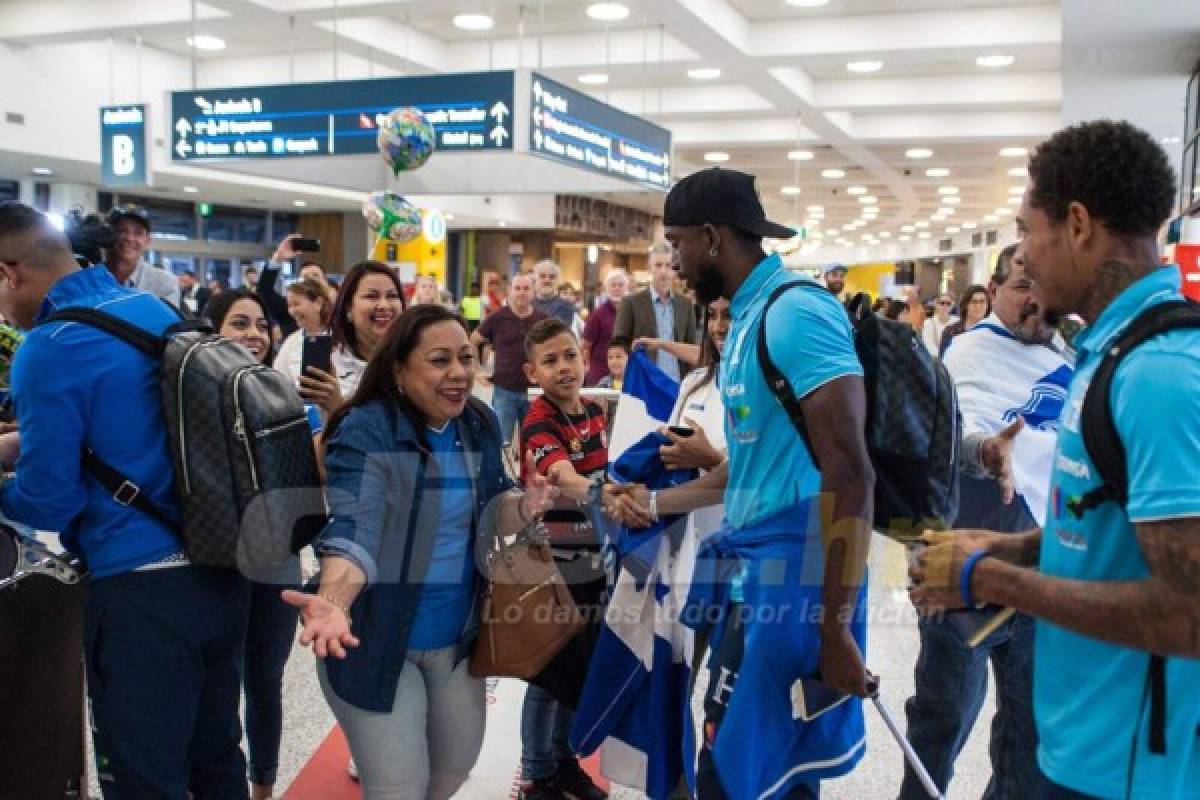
[44,307,327,570]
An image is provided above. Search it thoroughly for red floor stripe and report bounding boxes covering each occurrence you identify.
[283,725,610,799]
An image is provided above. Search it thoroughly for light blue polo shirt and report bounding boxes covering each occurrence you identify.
[1036,267,1200,799]
[720,254,862,530]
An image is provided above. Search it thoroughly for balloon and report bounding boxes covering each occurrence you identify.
[376,107,436,175]
[362,191,423,244]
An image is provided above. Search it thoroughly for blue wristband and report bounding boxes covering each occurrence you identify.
[960,549,991,608]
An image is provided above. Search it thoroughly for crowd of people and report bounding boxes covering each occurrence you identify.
[0,118,1197,800]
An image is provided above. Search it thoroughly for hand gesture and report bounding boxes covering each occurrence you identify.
[282,590,360,659]
[272,233,302,264]
[980,417,1025,505]
[659,417,723,471]
[0,429,19,468]
[820,624,870,697]
[632,337,662,355]
[521,450,559,520]
[602,483,654,528]
[299,366,343,416]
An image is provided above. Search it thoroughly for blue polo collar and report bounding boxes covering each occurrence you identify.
[1073,266,1182,360]
[730,253,785,320]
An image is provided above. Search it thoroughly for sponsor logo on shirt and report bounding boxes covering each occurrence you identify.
[1055,454,1092,481]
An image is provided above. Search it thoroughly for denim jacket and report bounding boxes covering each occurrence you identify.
[317,397,513,712]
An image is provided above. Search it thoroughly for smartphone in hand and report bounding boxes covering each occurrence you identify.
[667,426,696,438]
[301,333,334,377]
[293,238,321,253]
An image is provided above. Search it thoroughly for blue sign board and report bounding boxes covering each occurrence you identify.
[170,71,514,162]
[529,73,671,190]
[100,104,150,186]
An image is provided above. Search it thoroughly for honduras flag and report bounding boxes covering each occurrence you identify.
[572,351,697,799]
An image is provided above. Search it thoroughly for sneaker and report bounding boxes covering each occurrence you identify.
[347,757,358,781]
[555,759,607,800]
[518,776,567,800]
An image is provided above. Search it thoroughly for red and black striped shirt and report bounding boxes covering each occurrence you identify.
[521,396,608,485]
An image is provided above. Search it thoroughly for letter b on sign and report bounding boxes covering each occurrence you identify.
[112,135,136,177]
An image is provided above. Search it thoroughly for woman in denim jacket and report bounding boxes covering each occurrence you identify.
[284,305,555,799]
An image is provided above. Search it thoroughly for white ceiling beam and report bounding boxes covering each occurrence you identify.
[312,17,449,74]
[816,72,1062,112]
[606,85,773,118]
[851,110,1062,140]
[0,0,227,42]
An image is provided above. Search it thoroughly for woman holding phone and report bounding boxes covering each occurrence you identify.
[284,305,557,798]
[203,289,300,800]
[275,278,334,385]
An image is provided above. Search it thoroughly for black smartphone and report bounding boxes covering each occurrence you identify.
[667,426,695,438]
[293,238,321,253]
[301,333,334,377]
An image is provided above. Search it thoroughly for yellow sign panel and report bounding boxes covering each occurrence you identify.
[371,208,447,286]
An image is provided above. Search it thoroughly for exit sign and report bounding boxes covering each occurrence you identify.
[197,202,212,216]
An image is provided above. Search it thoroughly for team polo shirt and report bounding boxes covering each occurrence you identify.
[720,254,863,530]
[1036,267,1200,799]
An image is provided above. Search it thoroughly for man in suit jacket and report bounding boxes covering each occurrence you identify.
[178,270,210,316]
[614,247,698,379]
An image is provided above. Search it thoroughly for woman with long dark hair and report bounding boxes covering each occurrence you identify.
[299,261,405,421]
[284,305,555,799]
[203,288,299,800]
[939,284,991,357]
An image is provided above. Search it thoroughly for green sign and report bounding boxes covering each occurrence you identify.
[197,202,212,217]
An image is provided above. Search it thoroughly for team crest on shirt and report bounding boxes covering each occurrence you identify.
[569,438,582,454]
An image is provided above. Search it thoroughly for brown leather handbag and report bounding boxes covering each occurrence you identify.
[469,521,585,679]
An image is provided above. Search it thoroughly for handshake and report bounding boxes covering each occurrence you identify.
[600,483,656,529]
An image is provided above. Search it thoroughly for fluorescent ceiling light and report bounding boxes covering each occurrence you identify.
[788,149,814,161]
[937,186,959,195]
[1007,197,1022,205]
[785,0,831,6]
[917,231,931,239]
[186,34,226,51]
[914,221,929,229]
[943,196,962,205]
[687,67,722,80]
[781,186,803,195]
[847,186,867,195]
[704,151,730,162]
[999,146,1028,158]
[807,205,824,212]
[44,211,65,231]
[858,195,877,204]
[293,200,307,207]
[861,234,874,241]
[961,222,977,229]
[936,207,955,216]
[842,224,856,231]
[995,207,1014,215]
[946,226,960,234]
[31,166,53,176]
[183,186,198,193]
[976,54,1015,69]
[1009,186,1026,195]
[925,167,950,178]
[878,232,891,238]
[578,73,609,85]
[983,214,999,223]
[906,148,934,159]
[821,169,845,179]
[901,225,915,233]
[846,60,883,73]
[587,2,630,21]
[1008,167,1029,178]
[453,13,494,31]
[899,235,911,242]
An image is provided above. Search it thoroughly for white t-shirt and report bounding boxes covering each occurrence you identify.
[668,369,727,543]
[274,329,305,384]
[332,345,367,400]
[922,315,956,357]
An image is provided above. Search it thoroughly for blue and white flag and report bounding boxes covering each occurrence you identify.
[572,350,695,799]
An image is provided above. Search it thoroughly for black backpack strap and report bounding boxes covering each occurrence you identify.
[1069,300,1200,519]
[81,448,179,530]
[756,280,827,465]
[42,307,165,358]
[1148,653,1167,755]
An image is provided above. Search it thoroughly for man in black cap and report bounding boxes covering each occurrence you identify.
[106,206,180,308]
[605,168,875,798]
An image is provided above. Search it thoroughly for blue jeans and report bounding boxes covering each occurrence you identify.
[244,570,300,787]
[84,566,250,800]
[520,684,574,781]
[900,611,1038,800]
[491,386,530,447]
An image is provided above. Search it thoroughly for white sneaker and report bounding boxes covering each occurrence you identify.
[348,757,359,781]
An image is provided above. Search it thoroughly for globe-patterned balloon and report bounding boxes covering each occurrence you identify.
[363,192,423,243]
[376,107,436,174]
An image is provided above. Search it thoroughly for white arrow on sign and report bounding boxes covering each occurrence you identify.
[489,126,509,147]
[175,140,192,158]
[175,117,191,136]
[533,82,543,101]
[533,108,542,126]
[490,101,509,124]
[533,129,543,148]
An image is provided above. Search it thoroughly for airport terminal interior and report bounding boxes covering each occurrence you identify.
[1,0,1199,798]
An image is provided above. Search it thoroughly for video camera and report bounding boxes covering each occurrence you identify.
[63,208,115,267]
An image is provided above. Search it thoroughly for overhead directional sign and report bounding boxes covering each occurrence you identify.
[171,71,514,162]
[100,104,150,186]
[529,73,671,190]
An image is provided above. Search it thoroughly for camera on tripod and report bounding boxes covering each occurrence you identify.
[63,208,116,267]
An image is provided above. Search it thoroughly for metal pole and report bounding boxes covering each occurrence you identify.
[189,0,197,90]
[867,677,945,800]
[288,15,296,83]
[332,0,339,79]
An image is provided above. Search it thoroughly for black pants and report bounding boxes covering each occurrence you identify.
[85,566,251,799]
[244,574,299,787]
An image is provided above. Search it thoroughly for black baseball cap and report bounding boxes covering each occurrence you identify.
[106,204,151,232]
[664,167,795,240]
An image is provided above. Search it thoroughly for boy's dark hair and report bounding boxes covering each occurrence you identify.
[1027,120,1176,237]
[606,336,632,354]
[524,317,575,359]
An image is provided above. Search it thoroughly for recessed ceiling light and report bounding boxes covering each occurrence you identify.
[704,151,730,162]
[186,34,226,51]
[976,54,1015,69]
[847,60,884,73]
[936,207,955,216]
[898,235,911,242]
[861,234,874,241]
[787,149,814,161]
[31,166,53,176]
[962,222,977,229]
[445,213,456,221]
[901,225,915,233]
[785,0,831,7]
[578,73,609,85]
[917,231,931,239]
[999,146,1028,158]
[878,232,891,238]
[293,200,307,207]
[943,196,962,205]
[687,67,722,80]
[821,168,845,179]
[995,207,1014,215]
[847,186,867,195]
[586,2,630,21]
[983,214,999,223]
[807,205,824,212]
[781,186,802,195]
[925,167,950,178]
[499,221,508,227]
[1008,167,1028,178]
[842,224,856,231]
[1006,197,1022,205]
[915,221,929,229]
[1008,186,1026,195]
[906,148,934,159]
[453,13,494,31]
[946,226,961,234]
[937,186,959,195]
[1161,135,1182,145]
[183,186,198,193]
[862,207,879,215]
[858,195,877,204]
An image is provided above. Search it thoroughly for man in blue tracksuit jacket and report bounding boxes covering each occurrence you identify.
[0,203,250,799]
